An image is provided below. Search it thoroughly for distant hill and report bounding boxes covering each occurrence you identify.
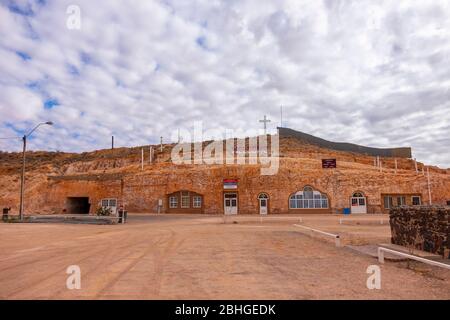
[278,127,412,158]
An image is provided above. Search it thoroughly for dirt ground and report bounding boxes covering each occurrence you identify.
[0,214,449,300]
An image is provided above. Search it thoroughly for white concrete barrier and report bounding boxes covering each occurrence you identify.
[293,224,341,247]
[377,247,450,270]
[339,218,387,225]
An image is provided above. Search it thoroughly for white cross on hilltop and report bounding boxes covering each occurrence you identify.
[259,115,271,135]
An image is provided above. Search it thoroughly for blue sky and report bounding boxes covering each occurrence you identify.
[0,0,449,168]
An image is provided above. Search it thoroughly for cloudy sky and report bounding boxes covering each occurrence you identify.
[0,0,449,167]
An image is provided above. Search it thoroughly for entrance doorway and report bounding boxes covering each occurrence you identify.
[224,193,238,215]
[66,197,90,214]
[350,192,367,214]
[258,193,269,215]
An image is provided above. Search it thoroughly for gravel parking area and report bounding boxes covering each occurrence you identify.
[0,214,449,299]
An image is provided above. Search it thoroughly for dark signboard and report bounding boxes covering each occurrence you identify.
[322,159,337,169]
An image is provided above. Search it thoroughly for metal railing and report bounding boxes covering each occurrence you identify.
[377,247,450,270]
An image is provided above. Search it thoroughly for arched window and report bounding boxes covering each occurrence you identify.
[303,186,313,200]
[258,193,269,199]
[353,192,364,198]
[289,186,329,209]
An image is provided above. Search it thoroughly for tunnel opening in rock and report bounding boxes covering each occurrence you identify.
[66,197,90,214]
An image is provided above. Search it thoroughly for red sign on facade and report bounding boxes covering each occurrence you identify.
[223,179,239,189]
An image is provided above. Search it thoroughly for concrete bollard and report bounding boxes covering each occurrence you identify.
[335,236,341,247]
[378,248,385,263]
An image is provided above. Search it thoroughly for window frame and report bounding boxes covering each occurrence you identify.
[412,196,421,206]
[181,191,190,208]
[384,196,393,209]
[396,196,406,206]
[101,198,117,208]
[193,196,202,208]
[169,196,178,208]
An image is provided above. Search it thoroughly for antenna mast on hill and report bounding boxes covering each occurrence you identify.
[280,105,283,128]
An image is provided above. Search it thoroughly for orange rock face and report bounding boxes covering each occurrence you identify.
[1,136,449,215]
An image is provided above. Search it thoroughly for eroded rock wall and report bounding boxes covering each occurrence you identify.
[2,137,450,215]
[32,159,450,215]
[390,206,450,258]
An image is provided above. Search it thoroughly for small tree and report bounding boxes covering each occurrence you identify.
[96,207,112,216]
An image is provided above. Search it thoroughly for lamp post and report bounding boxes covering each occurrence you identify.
[19,121,54,221]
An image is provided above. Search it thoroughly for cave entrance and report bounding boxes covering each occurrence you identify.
[66,197,91,214]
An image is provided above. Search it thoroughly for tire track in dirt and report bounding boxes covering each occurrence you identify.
[138,229,186,298]
[2,230,165,299]
[48,231,151,298]
[93,229,179,298]
[2,244,114,299]
[0,228,134,272]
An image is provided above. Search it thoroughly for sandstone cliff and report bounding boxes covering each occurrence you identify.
[0,136,449,214]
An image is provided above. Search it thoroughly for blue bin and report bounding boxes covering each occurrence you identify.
[343,208,351,215]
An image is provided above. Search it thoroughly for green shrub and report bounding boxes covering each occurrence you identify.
[96,207,112,216]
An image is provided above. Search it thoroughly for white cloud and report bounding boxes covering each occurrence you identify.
[0,85,42,121]
[0,0,449,167]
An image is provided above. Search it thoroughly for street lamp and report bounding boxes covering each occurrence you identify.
[19,121,54,221]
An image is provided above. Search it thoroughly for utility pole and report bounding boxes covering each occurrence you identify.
[149,146,153,164]
[112,136,114,149]
[160,136,163,152]
[19,122,54,221]
[427,167,432,205]
[19,135,26,220]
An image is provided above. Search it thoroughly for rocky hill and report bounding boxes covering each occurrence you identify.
[0,133,449,214]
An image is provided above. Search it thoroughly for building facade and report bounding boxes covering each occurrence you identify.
[37,161,449,215]
[6,128,449,216]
